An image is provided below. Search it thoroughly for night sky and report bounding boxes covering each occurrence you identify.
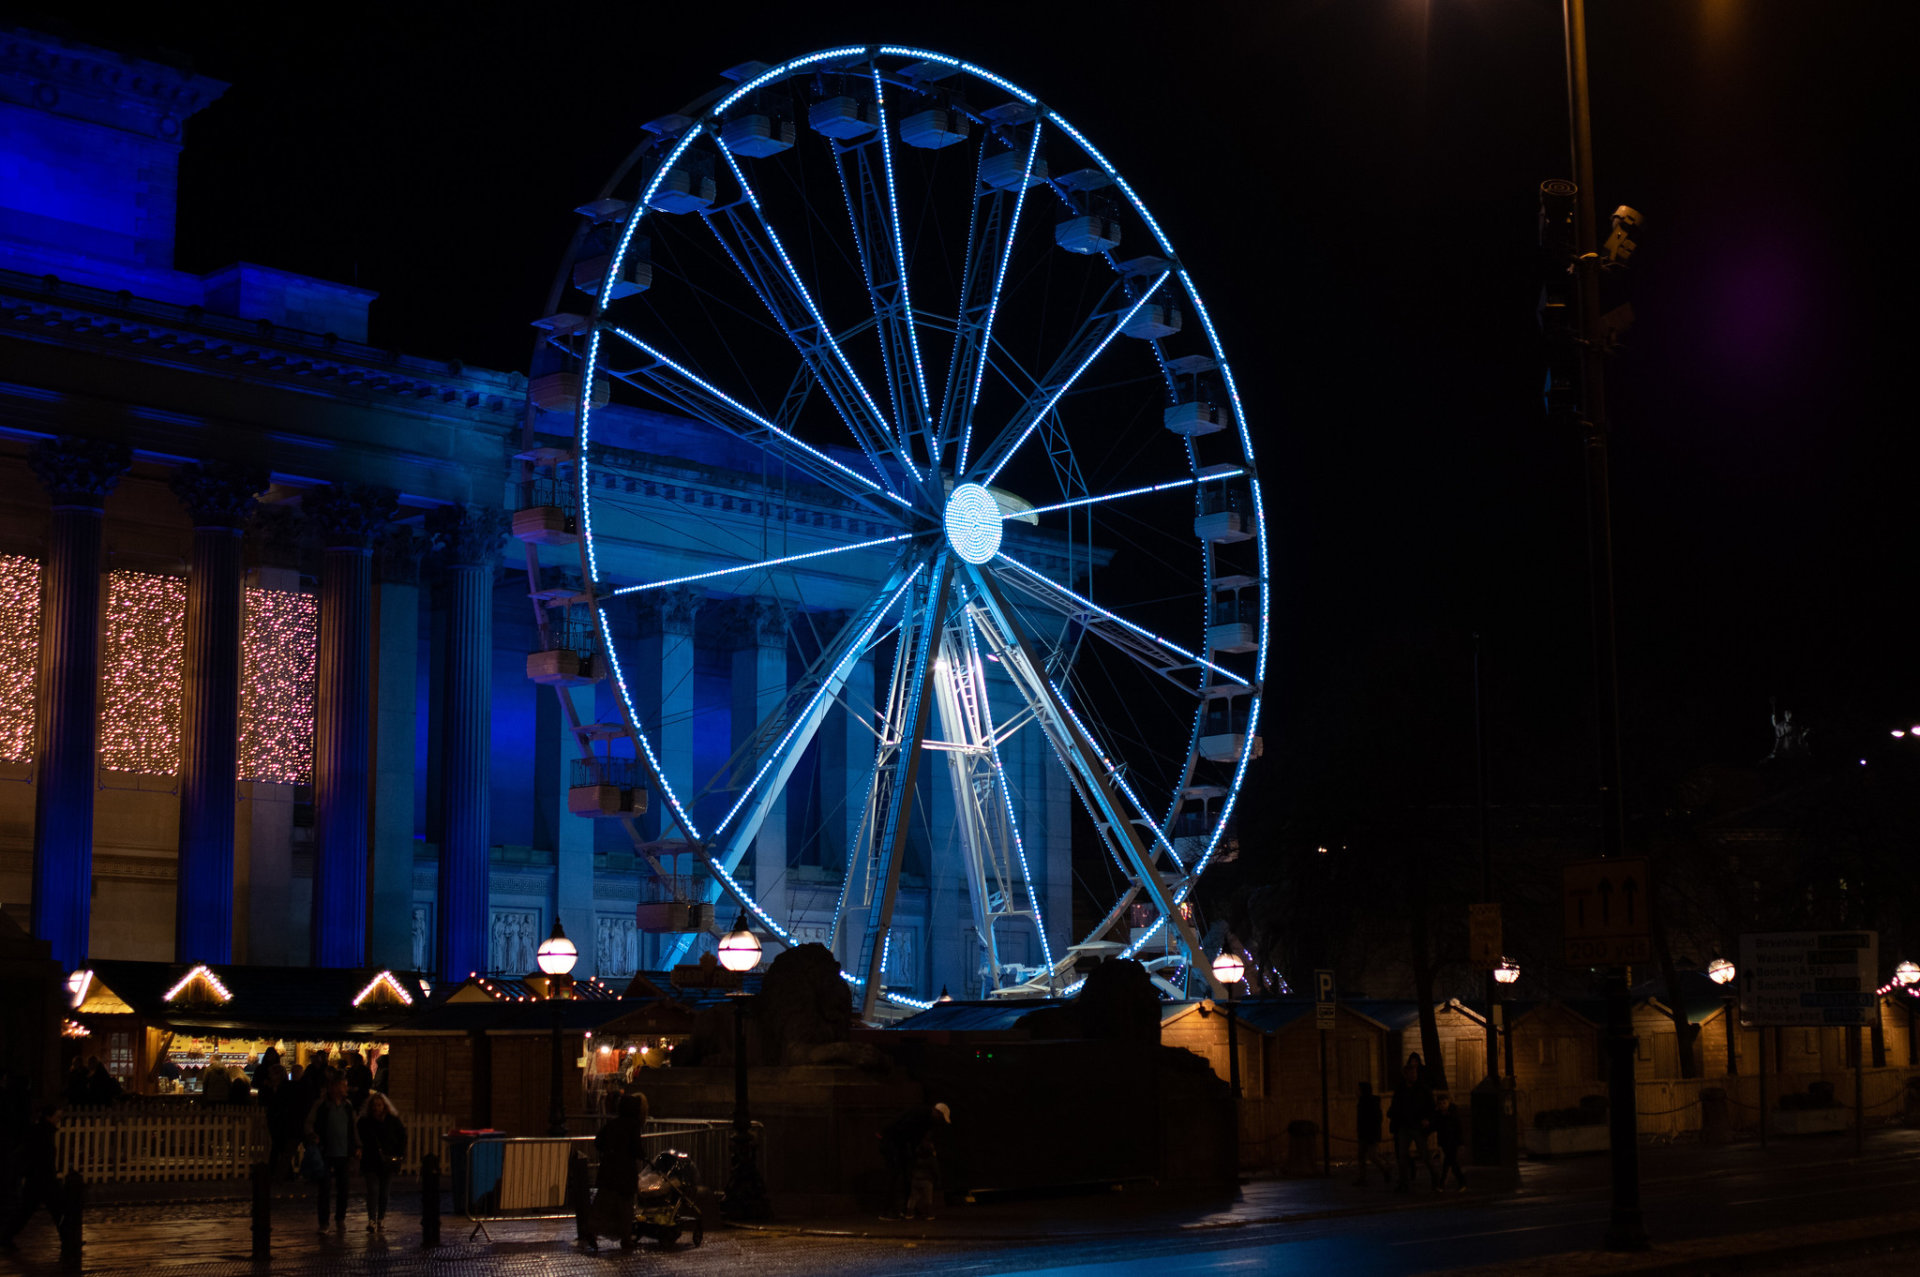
[24,1,1918,842]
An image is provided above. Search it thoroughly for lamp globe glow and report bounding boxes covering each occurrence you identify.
[718,912,762,973]
[1707,956,1736,986]
[1494,958,1521,985]
[943,483,1003,565]
[1896,960,1920,987]
[1211,949,1246,985]
[536,919,578,976]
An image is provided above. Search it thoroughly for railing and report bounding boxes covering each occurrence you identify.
[55,1104,456,1184]
[461,1120,759,1227]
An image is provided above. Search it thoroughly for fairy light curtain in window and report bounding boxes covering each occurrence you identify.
[0,555,40,762]
[99,570,186,775]
[238,587,317,784]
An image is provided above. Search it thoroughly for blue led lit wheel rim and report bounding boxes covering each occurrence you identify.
[526,46,1268,1010]
[944,484,1002,564]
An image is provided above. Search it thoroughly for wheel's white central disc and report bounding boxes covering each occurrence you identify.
[944,483,1003,565]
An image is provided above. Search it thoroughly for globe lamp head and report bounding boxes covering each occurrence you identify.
[1707,956,1736,986]
[535,920,578,976]
[1494,958,1521,985]
[1210,950,1245,986]
[1896,960,1920,987]
[718,913,762,973]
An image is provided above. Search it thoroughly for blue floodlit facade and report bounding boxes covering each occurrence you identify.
[0,30,1074,993]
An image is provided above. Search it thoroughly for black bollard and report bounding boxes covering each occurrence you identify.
[250,1161,271,1260]
[57,1171,84,1256]
[419,1152,441,1249]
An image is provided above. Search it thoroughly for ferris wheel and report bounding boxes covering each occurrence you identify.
[515,46,1267,1015]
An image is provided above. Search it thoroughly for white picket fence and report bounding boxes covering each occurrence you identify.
[55,1105,455,1184]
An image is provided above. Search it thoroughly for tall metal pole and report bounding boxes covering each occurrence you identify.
[1563,0,1645,1251]
[1476,636,1497,1081]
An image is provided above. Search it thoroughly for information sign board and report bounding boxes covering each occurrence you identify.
[1563,857,1652,966]
[1737,931,1878,1027]
[1315,969,1336,1029]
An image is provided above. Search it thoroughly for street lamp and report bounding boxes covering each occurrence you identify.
[1493,959,1520,1079]
[718,912,762,973]
[537,919,577,1137]
[718,913,768,1219]
[1898,961,1920,1067]
[1895,961,1920,987]
[1708,956,1738,1075]
[1210,950,1244,1101]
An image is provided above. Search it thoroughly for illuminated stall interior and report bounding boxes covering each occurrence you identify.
[67,961,426,1095]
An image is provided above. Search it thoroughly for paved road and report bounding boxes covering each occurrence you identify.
[8,1134,1918,1275]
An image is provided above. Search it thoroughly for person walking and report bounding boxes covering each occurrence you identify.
[255,1046,287,1096]
[62,1060,88,1111]
[583,1091,648,1251]
[1351,1080,1395,1186]
[1432,1092,1467,1191]
[1387,1055,1436,1192]
[356,1093,406,1233]
[876,1102,950,1221]
[304,1076,359,1233]
[268,1065,307,1180]
[0,1105,62,1252]
[343,1052,373,1111]
[84,1059,122,1108]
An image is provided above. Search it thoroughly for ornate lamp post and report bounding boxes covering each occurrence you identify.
[1210,949,1245,1100]
[536,920,577,1137]
[1896,961,1919,1067]
[718,913,768,1219]
[1708,956,1738,1076]
[1494,958,1521,1080]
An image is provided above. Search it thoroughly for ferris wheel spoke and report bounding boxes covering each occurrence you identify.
[608,532,914,598]
[936,117,1045,475]
[855,556,957,1019]
[700,553,928,895]
[974,272,1172,487]
[602,326,909,517]
[964,565,1217,988]
[989,551,1249,691]
[1013,469,1240,520]
[705,151,922,496]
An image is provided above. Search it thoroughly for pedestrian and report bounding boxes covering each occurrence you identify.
[255,1046,287,1096]
[876,1102,950,1221]
[85,1058,122,1108]
[906,1135,939,1220]
[1351,1080,1394,1186]
[343,1052,372,1111]
[0,1104,62,1251]
[583,1091,648,1251]
[1432,1092,1467,1191]
[203,1062,231,1104]
[304,1075,359,1233]
[62,1060,88,1110]
[269,1065,307,1179]
[370,1052,389,1099]
[1387,1054,1436,1192]
[356,1092,406,1233]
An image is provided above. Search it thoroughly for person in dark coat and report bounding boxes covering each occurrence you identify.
[584,1091,649,1250]
[62,1060,88,1110]
[269,1066,308,1180]
[1351,1079,1394,1186]
[877,1102,950,1220]
[1387,1055,1436,1192]
[356,1092,406,1232]
[342,1052,373,1112]
[84,1059,121,1108]
[304,1076,360,1231]
[0,1105,62,1250]
[254,1047,288,1097]
[1432,1092,1467,1190]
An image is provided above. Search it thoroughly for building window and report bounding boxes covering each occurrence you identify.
[239,587,318,783]
[1538,1036,1560,1068]
[99,570,186,775]
[1636,1034,1653,1062]
[107,1031,134,1088]
[0,555,40,762]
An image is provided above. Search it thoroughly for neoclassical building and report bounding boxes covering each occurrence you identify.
[0,30,1075,997]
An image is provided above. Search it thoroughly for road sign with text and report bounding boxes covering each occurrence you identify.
[1738,931,1878,1027]
[1562,857,1651,966]
[1315,969,1337,1029]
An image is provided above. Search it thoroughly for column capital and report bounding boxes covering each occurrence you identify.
[246,503,309,571]
[426,503,507,569]
[170,462,271,530]
[28,436,132,508]
[305,483,397,550]
[710,596,789,651]
[374,526,429,585]
[631,586,702,638]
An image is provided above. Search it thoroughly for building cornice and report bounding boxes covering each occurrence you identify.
[1,29,228,143]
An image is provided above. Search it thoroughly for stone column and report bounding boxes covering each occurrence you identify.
[369,528,425,971]
[428,505,506,982]
[630,587,700,970]
[817,609,876,969]
[716,597,790,914]
[27,437,131,971]
[306,483,395,967]
[169,463,268,964]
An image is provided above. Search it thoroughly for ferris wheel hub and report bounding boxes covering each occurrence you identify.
[943,483,1002,565]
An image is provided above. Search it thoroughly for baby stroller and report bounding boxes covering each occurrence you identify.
[630,1149,705,1249]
